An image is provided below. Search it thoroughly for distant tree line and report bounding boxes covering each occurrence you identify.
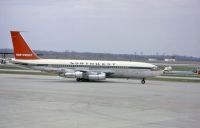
[0,48,199,62]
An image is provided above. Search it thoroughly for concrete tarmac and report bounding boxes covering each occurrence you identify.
[0,74,200,128]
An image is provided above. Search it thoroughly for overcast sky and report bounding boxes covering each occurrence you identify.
[0,0,200,57]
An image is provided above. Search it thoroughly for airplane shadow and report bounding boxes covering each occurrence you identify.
[44,78,147,85]
[10,76,155,85]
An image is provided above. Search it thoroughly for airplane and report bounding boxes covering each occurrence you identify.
[10,31,163,84]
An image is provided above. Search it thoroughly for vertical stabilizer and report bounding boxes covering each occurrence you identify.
[10,31,39,59]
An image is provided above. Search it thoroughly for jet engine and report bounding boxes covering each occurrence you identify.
[64,71,83,78]
[88,72,106,80]
[62,71,106,81]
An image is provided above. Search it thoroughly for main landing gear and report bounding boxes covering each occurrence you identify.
[141,78,146,84]
[76,78,90,82]
[76,78,81,82]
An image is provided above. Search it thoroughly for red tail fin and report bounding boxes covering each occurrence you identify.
[10,31,39,59]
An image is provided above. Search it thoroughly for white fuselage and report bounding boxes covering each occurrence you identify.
[12,58,163,79]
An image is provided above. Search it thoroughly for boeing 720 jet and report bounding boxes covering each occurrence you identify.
[10,31,163,84]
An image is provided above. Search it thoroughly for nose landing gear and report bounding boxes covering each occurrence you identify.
[141,78,146,84]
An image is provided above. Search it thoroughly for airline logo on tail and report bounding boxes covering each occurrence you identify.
[10,31,39,60]
[16,53,34,57]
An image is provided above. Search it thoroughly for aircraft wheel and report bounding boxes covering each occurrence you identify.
[141,78,145,84]
[83,79,90,82]
[76,78,81,82]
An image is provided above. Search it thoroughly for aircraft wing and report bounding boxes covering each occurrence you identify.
[38,67,115,77]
